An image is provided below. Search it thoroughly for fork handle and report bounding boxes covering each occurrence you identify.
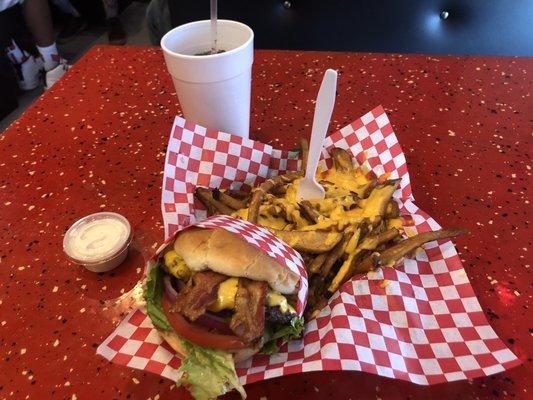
[306,69,338,179]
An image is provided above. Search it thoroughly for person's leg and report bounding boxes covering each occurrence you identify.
[102,0,126,45]
[6,39,25,64]
[51,0,80,17]
[23,0,60,71]
[22,0,70,88]
[146,0,172,46]
[101,0,117,19]
[1,3,41,90]
[53,0,87,44]
[5,38,43,90]
[22,0,54,47]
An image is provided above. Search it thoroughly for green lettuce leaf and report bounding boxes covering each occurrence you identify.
[144,263,172,331]
[261,316,304,355]
[178,341,246,400]
[144,264,245,399]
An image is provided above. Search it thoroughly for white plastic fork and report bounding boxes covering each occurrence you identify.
[296,68,338,200]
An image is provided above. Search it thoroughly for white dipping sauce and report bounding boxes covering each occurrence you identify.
[70,218,129,260]
[63,212,132,267]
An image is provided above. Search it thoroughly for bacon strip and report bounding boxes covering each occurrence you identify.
[230,279,267,343]
[170,271,227,321]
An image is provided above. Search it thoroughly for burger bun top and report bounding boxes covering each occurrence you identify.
[174,227,299,294]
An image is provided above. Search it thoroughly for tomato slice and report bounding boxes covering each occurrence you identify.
[162,297,248,350]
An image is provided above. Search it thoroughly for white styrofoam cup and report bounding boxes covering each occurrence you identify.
[161,20,254,138]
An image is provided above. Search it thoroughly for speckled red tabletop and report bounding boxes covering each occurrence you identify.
[0,46,531,400]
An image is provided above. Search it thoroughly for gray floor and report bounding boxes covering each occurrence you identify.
[0,1,152,132]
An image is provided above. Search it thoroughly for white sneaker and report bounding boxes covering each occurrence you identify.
[45,59,70,89]
[15,53,43,91]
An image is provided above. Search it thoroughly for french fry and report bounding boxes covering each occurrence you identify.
[271,185,287,197]
[308,253,327,274]
[385,200,400,219]
[212,188,248,210]
[362,180,400,220]
[386,217,404,230]
[331,148,353,172]
[361,180,378,199]
[306,296,328,320]
[227,189,250,200]
[267,200,306,228]
[344,225,362,254]
[357,228,467,272]
[263,205,284,219]
[298,200,320,223]
[327,253,358,294]
[305,275,328,319]
[300,252,316,267]
[320,232,352,278]
[283,223,296,231]
[269,229,342,253]
[248,172,300,223]
[195,187,234,215]
[372,215,384,229]
[300,138,309,173]
[327,228,400,293]
[358,228,400,251]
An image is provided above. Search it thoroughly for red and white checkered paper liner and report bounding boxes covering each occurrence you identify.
[98,105,520,386]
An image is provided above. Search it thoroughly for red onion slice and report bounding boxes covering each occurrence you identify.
[163,275,178,302]
[196,312,234,335]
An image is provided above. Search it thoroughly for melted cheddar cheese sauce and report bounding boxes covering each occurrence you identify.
[321,169,370,197]
[231,167,400,235]
[209,277,239,312]
[267,291,296,313]
[233,207,289,230]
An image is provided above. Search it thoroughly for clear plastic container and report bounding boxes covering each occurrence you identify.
[63,212,132,272]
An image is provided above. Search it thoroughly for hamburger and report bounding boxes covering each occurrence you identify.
[144,227,304,399]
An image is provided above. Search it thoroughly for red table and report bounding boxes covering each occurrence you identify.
[0,46,531,400]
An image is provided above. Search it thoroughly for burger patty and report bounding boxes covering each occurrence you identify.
[265,306,297,325]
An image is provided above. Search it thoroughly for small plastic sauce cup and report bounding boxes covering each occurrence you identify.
[63,212,132,272]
